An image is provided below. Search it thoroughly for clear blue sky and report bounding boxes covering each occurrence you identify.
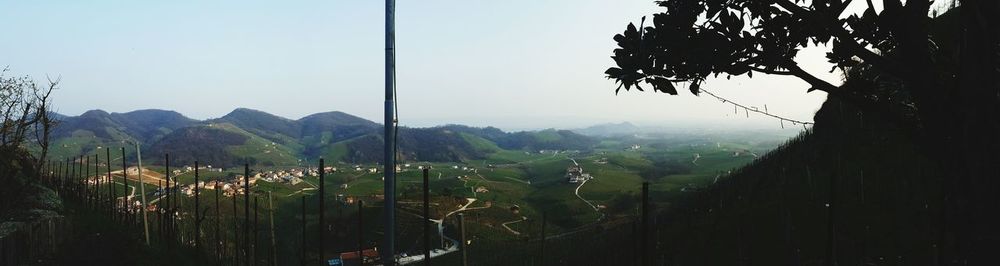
[1,0,845,130]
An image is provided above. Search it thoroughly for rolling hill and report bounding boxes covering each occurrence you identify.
[48,109,597,167]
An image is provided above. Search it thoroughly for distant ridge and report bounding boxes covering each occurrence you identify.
[47,108,596,167]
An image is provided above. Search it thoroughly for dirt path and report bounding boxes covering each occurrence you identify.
[501,218,527,235]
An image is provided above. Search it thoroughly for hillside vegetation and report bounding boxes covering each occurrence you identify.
[46,109,598,167]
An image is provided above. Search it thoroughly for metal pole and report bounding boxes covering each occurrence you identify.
[96,154,101,211]
[234,187,241,266]
[642,182,649,266]
[85,155,90,207]
[107,149,113,218]
[358,200,364,262]
[136,142,150,245]
[301,196,306,266]
[458,213,467,266]
[195,161,201,252]
[165,153,171,240]
[540,212,546,265]
[244,164,251,262]
[423,168,430,265]
[319,158,325,262]
[254,195,259,266]
[70,157,76,199]
[268,191,277,266]
[121,147,127,221]
[216,182,222,265]
[383,0,397,264]
[158,180,163,241]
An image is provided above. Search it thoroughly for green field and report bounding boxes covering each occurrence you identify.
[71,132,787,265]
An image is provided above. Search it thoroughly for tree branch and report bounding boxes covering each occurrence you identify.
[749,66,794,76]
[773,0,913,79]
[783,63,840,93]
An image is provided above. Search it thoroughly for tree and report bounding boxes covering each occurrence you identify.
[0,67,58,218]
[606,0,998,263]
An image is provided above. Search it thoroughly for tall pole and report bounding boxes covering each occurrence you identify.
[165,153,171,240]
[84,156,90,206]
[642,182,649,266]
[107,149,113,217]
[358,200,364,261]
[195,161,201,252]
[215,182,222,265]
[244,164,251,262]
[268,191,277,266]
[121,147,128,220]
[423,168,430,265]
[318,158,326,262]
[458,213,468,266]
[383,0,397,264]
[137,142,150,245]
[301,196,306,266]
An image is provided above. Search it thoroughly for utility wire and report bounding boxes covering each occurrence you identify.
[698,87,815,126]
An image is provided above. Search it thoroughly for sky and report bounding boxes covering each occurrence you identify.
[0,0,868,130]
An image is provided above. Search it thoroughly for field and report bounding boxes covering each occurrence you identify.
[77,131,789,265]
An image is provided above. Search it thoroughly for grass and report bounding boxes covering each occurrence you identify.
[55,134,781,265]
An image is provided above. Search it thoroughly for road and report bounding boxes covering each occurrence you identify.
[574,178,600,212]
[398,198,480,265]
[501,218,527,235]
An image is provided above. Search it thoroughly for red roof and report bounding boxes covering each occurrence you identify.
[340,248,379,260]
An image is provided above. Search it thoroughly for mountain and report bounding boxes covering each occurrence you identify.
[210,108,301,145]
[111,109,198,142]
[572,122,641,137]
[437,125,596,151]
[147,123,299,167]
[47,109,598,166]
[297,111,380,157]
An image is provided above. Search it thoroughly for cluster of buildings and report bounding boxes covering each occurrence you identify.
[168,165,224,176]
[177,176,258,197]
[566,165,593,183]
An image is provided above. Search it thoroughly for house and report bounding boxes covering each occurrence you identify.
[565,165,593,183]
[367,168,378,174]
[475,186,489,193]
[340,184,349,189]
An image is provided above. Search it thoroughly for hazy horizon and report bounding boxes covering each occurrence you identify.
[1,0,914,130]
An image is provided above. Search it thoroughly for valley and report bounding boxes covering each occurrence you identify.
[50,110,794,265]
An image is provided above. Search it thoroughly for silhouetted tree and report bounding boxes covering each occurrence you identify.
[0,67,58,218]
[606,0,998,263]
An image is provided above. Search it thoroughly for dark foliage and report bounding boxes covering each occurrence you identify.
[0,68,57,220]
[147,126,250,168]
[211,108,302,145]
[298,111,379,157]
[607,1,999,262]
